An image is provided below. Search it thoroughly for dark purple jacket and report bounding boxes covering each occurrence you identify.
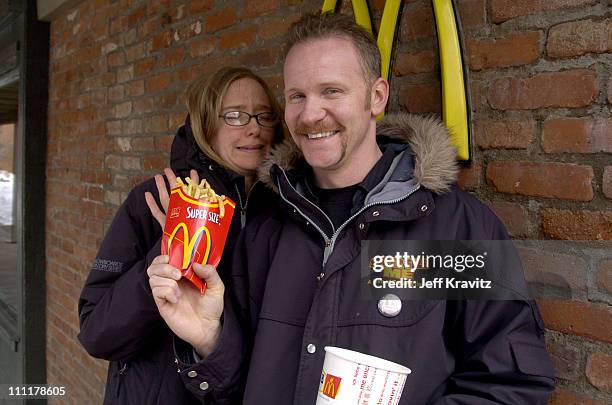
[176,114,555,404]
[77,118,270,404]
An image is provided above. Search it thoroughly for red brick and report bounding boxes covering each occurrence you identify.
[489,202,528,236]
[597,259,612,294]
[219,26,257,50]
[150,31,172,51]
[157,92,178,109]
[469,81,486,108]
[586,352,612,391]
[400,5,435,41]
[190,38,216,58]
[189,0,214,13]
[143,154,167,170]
[549,389,610,405]
[107,50,125,67]
[121,156,141,171]
[105,154,121,170]
[114,101,132,118]
[457,0,485,30]
[517,247,587,292]
[125,80,144,97]
[486,161,594,201]
[241,0,280,19]
[541,208,612,240]
[547,340,581,380]
[467,31,540,71]
[131,137,155,152]
[145,72,172,92]
[542,118,611,153]
[139,15,164,37]
[125,43,145,62]
[117,65,134,83]
[135,57,155,76]
[603,167,612,200]
[393,50,438,76]
[123,119,142,134]
[155,134,174,151]
[145,115,169,133]
[237,49,277,69]
[547,18,612,58]
[488,69,598,110]
[457,161,481,191]
[205,8,236,33]
[490,0,598,23]
[127,5,146,27]
[159,48,184,67]
[260,13,301,40]
[474,119,534,149]
[399,82,441,114]
[108,85,124,101]
[538,299,612,342]
[134,98,154,114]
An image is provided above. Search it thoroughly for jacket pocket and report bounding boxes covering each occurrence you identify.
[510,340,554,377]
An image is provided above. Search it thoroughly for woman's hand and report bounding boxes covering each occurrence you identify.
[145,168,200,228]
[147,255,224,357]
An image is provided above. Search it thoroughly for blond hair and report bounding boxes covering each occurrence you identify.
[185,67,284,174]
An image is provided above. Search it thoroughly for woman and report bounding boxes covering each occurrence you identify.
[77,67,284,404]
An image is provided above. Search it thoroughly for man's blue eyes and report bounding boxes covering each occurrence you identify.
[288,89,342,100]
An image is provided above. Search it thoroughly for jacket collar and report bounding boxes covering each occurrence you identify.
[258,113,459,195]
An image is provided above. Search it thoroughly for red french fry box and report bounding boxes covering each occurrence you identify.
[161,186,235,294]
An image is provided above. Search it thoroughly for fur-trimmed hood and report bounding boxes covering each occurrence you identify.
[258,113,459,194]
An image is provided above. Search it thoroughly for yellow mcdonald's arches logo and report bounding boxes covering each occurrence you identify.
[322,372,342,399]
[321,0,471,161]
[166,223,212,269]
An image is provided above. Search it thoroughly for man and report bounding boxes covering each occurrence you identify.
[147,13,555,404]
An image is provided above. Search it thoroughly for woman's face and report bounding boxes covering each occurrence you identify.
[212,78,276,175]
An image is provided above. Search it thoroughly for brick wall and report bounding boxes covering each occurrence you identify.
[45,0,610,403]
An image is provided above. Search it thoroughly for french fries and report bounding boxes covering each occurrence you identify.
[175,177,226,218]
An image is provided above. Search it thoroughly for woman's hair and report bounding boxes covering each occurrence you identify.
[185,66,284,174]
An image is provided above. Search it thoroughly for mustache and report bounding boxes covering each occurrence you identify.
[295,123,344,134]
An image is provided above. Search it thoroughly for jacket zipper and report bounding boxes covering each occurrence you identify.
[277,174,421,272]
[322,184,421,267]
[234,180,260,229]
[276,173,334,243]
[115,361,128,397]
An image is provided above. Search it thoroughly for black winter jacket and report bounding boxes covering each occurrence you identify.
[77,117,271,404]
[175,114,555,404]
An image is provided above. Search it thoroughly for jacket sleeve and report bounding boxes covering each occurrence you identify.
[172,211,282,404]
[432,207,555,404]
[173,228,253,404]
[77,186,165,361]
[432,300,555,405]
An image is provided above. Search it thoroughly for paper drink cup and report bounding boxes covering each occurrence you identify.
[161,186,235,294]
[316,347,411,405]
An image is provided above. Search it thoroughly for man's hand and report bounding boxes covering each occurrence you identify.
[147,255,224,357]
[145,168,200,228]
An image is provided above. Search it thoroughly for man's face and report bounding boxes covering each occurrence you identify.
[283,37,385,183]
